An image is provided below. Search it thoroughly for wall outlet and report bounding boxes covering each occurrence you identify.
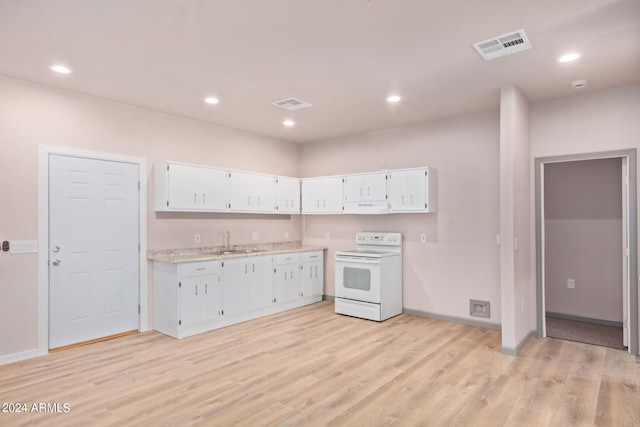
[325,231,330,240]
[194,233,201,244]
[252,231,260,241]
[567,279,575,289]
[420,233,427,243]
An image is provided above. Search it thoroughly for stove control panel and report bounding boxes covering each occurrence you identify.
[355,232,402,246]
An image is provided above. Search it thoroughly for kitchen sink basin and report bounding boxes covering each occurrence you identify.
[220,249,265,255]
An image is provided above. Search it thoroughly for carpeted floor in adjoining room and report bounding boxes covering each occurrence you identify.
[546,316,626,350]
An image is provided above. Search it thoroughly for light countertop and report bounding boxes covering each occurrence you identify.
[147,241,326,264]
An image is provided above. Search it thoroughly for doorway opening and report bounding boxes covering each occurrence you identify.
[535,150,638,355]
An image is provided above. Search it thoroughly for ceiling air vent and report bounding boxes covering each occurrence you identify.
[272,97,312,111]
[473,29,532,61]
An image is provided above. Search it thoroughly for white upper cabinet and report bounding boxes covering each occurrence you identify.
[155,162,228,212]
[342,172,388,214]
[388,167,438,213]
[301,176,343,214]
[274,176,301,214]
[155,161,437,215]
[228,171,275,213]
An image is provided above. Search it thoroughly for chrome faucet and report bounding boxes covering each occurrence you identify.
[225,231,231,251]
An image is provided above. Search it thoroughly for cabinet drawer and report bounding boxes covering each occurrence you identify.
[302,251,323,262]
[275,253,301,265]
[179,261,220,277]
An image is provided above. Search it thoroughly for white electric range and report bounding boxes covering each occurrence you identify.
[334,232,402,321]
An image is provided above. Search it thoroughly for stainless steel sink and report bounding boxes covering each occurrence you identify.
[220,249,264,255]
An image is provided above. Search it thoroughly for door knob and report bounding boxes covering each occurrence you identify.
[52,259,62,266]
[52,246,61,253]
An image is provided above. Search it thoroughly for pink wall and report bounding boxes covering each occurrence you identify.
[544,158,623,322]
[2,71,638,361]
[299,111,502,323]
[0,75,301,357]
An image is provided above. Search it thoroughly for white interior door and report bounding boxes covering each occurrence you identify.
[49,154,139,349]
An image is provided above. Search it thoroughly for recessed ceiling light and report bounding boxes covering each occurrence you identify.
[283,120,295,127]
[558,53,581,63]
[386,95,401,103]
[50,65,71,74]
[204,97,220,104]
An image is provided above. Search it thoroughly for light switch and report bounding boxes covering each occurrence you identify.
[10,240,38,254]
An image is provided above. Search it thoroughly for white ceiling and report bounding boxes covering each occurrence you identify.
[1,0,639,143]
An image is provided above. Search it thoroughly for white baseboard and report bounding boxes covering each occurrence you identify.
[0,348,42,366]
[501,329,536,356]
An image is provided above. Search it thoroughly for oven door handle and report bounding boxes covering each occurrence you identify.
[335,256,381,264]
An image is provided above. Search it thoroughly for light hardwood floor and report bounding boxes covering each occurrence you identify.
[1,301,638,426]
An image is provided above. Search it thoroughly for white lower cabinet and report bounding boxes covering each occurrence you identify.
[153,250,324,339]
[223,256,273,314]
[153,260,222,338]
[273,253,302,304]
[301,251,324,297]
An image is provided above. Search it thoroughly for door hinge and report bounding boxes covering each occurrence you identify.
[178,281,182,288]
[624,175,629,185]
[138,304,141,314]
[138,181,141,191]
[179,319,181,325]
[138,243,141,253]
[624,247,630,257]
[166,200,169,207]
[166,164,169,171]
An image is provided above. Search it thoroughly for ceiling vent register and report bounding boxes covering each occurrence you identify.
[272,97,312,111]
[473,29,532,61]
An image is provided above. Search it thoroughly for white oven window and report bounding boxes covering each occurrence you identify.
[343,267,371,291]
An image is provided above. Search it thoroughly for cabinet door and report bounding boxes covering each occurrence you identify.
[222,259,251,316]
[405,169,427,211]
[388,171,408,212]
[365,173,388,202]
[321,177,344,213]
[301,179,324,213]
[180,277,202,327]
[274,265,300,303]
[248,256,274,309]
[167,163,200,209]
[201,274,221,322]
[311,263,324,296]
[302,251,323,297]
[300,263,313,297]
[303,177,339,213]
[229,171,275,213]
[252,174,276,213]
[343,175,367,203]
[228,171,254,212]
[275,177,300,213]
[344,173,387,203]
[199,168,229,211]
